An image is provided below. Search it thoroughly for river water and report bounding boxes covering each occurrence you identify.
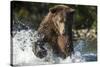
[11,29,97,66]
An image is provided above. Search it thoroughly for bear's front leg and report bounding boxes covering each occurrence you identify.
[32,33,47,59]
[57,35,67,59]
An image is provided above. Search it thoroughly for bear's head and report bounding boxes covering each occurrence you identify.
[49,5,74,35]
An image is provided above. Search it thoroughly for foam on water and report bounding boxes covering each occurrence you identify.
[12,30,96,66]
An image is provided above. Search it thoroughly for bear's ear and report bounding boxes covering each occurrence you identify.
[49,7,57,13]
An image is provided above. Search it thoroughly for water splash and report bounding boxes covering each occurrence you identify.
[12,30,97,66]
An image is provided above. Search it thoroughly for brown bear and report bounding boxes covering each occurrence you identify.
[33,5,74,59]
